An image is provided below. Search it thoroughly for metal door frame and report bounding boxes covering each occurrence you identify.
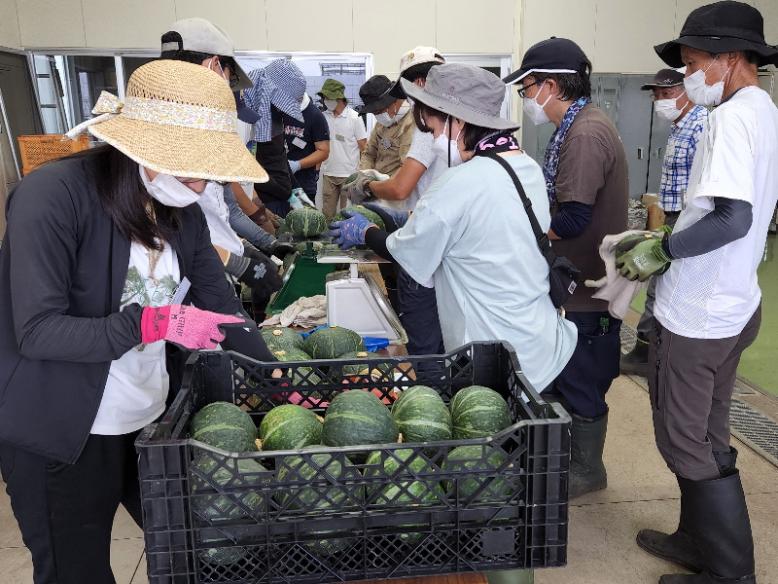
[0,73,22,180]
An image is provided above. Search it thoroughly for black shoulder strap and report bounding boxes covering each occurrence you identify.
[481,152,552,252]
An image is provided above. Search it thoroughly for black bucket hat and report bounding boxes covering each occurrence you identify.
[655,1,778,67]
[357,75,397,114]
[641,68,685,90]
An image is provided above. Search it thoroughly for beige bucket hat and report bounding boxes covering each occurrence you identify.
[67,59,268,183]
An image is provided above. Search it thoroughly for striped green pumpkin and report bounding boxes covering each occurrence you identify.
[191,457,267,522]
[333,205,386,230]
[304,326,364,359]
[261,326,305,352]
[338,351,393,378]
[322,391,398,458]
[258,404,323,451]
[391,385,452,443]
[442,445,514,503]
[272,348,322,387]
[193,456,269,566]
[285,207,328,237]
[191,402,256,439]
[364,449,444,543]
[276,448,362,555]
[191,402,257,452]
[199,542,246,566]
[450,385,512,440]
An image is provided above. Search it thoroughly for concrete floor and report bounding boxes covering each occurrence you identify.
[1,375,776,584]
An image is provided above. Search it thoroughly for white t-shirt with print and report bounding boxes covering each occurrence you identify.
[197,182,244,256]
[321,107,368,177]
[90,241,181,435]
[655,86,778,339]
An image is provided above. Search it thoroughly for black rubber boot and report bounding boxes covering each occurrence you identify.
[636,476,703,573]
[637,448,741,574]
[620,337,649,377]
[713,447,738,476]
[658,470,756,584]
[568,412,608,499]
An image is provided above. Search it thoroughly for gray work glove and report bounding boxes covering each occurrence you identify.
[343,169,390,205]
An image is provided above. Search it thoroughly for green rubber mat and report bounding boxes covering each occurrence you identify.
[739,234,778,396]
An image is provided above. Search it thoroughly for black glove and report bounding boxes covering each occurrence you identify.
[225,252,282,298]
[362,202,410,234]
[269,240,295,259]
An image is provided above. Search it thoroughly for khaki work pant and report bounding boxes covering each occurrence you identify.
[649,306,761,480]
[321,175,349,219]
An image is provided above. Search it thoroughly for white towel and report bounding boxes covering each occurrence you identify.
[260,295,327,328]
[585,230,650,320]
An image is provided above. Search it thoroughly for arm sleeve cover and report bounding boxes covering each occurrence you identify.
[666,198,753,259]
[550,201,593,239]
[365,227,395,262]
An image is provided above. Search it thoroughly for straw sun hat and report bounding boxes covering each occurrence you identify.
[67,59,268,183]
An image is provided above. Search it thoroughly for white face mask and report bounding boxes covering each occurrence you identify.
[301,93,311,110]
[654,95,688,122]
[394,103,411,121]
[523,83,552,126]
[684,58,728,107]
[375,102,410,127]
[139,166,201,208]
[433,118,464,167]
[375,112,394,127]
[324,99,339,112]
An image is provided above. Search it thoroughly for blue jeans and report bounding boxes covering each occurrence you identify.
[549,311,622,418]
[397,269,444,356]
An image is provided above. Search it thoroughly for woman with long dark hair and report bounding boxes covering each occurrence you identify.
[0,60,274,583]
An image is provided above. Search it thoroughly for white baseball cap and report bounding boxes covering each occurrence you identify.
[388,46,445,98]
[161,17,252,90]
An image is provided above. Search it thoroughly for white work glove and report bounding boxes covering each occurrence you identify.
[343,169,390,205]
[289,159,302,174]
[295,188,316,208]
[289,187,315,209]
[288,191,304,210]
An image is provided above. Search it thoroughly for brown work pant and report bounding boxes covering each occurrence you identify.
[649,306,761,480]
[321,175,349,219]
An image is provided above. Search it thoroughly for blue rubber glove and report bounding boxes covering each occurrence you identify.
[326,211,376,250]
[289,159,302,174]
[362,202,410,233]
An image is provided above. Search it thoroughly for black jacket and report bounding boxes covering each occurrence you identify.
[0,157,273,463]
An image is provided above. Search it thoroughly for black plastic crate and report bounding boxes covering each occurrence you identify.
[136,342,570,584]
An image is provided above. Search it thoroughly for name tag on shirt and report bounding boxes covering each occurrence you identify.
[335,134,346,142]
[292,137,307,150]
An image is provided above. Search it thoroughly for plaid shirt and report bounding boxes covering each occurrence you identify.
[660,104,708,212]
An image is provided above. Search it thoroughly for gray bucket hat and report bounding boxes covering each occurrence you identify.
[401,63,518,131]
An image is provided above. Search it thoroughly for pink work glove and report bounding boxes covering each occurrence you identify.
[140,305,247,350]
